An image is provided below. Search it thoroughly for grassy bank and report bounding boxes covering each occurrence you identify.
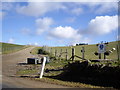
[0,42,28,54]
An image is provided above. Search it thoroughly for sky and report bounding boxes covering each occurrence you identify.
[0,0,119,46]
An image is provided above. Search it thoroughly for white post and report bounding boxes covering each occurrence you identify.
[40,57,46,78]
[35,59,37,64]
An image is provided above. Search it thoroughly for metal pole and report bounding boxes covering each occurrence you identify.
[40,57,46,78]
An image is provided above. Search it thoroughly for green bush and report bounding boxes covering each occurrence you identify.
[38,48,49,55]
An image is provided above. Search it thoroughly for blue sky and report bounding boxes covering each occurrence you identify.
[1,1,119,46]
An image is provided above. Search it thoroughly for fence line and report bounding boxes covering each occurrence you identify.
[43,46,87,61]
[41,43,118,61]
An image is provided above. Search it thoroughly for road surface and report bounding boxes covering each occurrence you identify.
[1,47,70,88]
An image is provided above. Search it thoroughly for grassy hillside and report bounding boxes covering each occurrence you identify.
[31,41,119,60]
[57,41,118,60]
[0,42,28,54]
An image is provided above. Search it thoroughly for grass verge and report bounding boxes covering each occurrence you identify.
[0,42,29,54]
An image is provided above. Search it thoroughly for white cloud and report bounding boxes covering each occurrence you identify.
[0,3,14,20]
[27,42,39,46]
[95,3,118,14]
[34,42,39,46]
[8,38,14,43]
[16,2,66,17]
[62,2,117,17]
[74,2,117,15]
[118,35,120,40]
[50,26,81,39]
[2,1,118,17]
[87,15,118,35]
[49,26,82,45]
[16,2,84,16]
[15,2,117,17]
[36,17,54,35]
[119,16,120,27]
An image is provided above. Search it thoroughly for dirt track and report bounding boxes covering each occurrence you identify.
[2,47,70,88]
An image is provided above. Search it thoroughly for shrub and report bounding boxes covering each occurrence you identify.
[58,61,120,88]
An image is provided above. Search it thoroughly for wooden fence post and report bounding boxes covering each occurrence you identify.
[59,49,62,60]
[66,49,68,60]
[72,48,75,61]
[55,49,57,57]
[99,53,101,59]
[104,53,106,59]
[48,48,50,53]
[50,48,52,54]
[117,44,120,62]
[82,47,85,60]
[61,49,62,55]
